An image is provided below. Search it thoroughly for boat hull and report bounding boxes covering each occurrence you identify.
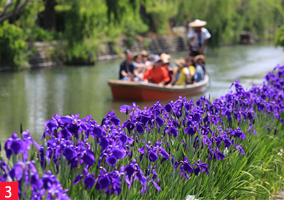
[108,75,209,101]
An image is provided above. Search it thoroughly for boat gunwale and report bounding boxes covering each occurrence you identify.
[108,75,209,92]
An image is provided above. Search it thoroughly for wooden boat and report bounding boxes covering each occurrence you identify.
[108,75,209,101]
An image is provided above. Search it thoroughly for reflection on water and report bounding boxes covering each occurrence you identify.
[0,43,284,142]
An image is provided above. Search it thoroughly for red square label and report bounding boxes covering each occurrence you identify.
[0,182,18,200]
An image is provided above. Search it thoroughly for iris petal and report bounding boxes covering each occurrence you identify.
[106,156,117,167]
[83,150,95,166]
[10,141,22,155]
[112,148,126,159]
[136,123,144,134]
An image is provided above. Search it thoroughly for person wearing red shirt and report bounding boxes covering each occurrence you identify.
[143,55,170,87]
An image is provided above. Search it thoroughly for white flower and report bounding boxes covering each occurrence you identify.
[186,195,199,200]
[278,152,282,156]
[224,147,229,156]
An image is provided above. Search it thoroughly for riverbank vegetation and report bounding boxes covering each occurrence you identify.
[0,0,284,69]
[1,65,284,199]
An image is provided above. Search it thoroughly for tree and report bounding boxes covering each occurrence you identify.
[43,0,57,30]
[0,0,30,23]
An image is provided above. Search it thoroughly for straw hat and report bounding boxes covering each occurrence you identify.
[194,55,205,63]
[160,53,171,64]
[174,59,186,67]
[140,50,148,56]
[189,19,207,27]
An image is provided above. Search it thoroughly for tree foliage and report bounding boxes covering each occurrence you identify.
[0,21,28,69]
[275,26,284,49]
[0,0,284,69]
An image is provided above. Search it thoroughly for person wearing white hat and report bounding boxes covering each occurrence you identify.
[187,19,211,57]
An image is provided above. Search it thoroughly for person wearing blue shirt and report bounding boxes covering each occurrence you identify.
[194,55,205,83]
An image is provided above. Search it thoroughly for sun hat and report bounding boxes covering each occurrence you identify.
[188,19,207,27]
[140,50,148,56]
[194,55,205,63]
[160,53,171,64]
[152,55,162,66]
[174,59,186,67]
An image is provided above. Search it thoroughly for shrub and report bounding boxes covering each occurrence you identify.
[0,22,29,70]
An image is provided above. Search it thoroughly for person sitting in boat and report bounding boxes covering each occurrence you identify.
[119,49,139,81]
[140,50,151,66]
[174,58,190,86]
[186,57,196,84]
[193,55,206,83]
[143,55,170,87]
[187,19,211,57]
[133,54,148,81]
[160,53,175,87]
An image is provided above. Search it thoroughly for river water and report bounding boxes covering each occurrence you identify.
[0,43,284,142]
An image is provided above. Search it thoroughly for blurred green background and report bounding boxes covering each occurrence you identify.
[1,0,284,70]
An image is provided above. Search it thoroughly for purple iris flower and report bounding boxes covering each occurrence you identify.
[164,103,172,112]
[193,159,209,176]
[193,113,201,122]
[99,137,109,149]
[71,174,83,185]
[119,134,128,146]
[112,147,126,160]
[83,174,96,189]
[31,189,46,200]
[63,148,77,161]
[9,164,23,180]
[83,149,95,166]
[149,151,158,162]
[42,170,58,189]
[209,148,225,160]
[120,105,132,113]
[46,183,70,200]
[111,116,120,126]
[44,118,59,133]
[139,141,169,163]
[185,126,195,136]
[155,116,165,126]
[61,128,73,139]
[175,156,193,179]
[235,144,245,155]
[60,115,73,124]
[234,129,246,140]
[92,126,103,138]
[31,173,44,190]
[5,133,23,158]
[122,120,135,133]
[106,156,117,167]
[124,159,146,188]
[0,161,9,182]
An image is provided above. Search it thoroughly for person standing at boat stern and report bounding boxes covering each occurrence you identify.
[119,49,138,81]
[187,19,211,57]
[143,55,170,87]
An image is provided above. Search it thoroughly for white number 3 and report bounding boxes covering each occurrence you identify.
[5,186,12,198]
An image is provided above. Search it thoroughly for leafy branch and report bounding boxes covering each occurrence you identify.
[0,0,30,23]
